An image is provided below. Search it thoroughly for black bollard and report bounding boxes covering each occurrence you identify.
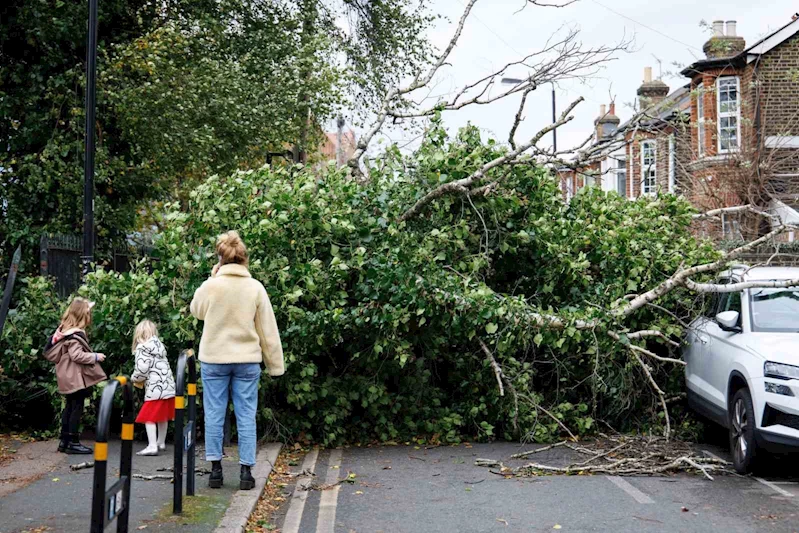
[90,376,134,533]
[173,349,197,514]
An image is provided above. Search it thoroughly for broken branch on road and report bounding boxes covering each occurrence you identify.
[478,437,733,479]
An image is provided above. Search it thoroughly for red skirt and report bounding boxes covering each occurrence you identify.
[136,398,176,424]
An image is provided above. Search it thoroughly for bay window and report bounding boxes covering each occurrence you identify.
[697,88,705,156]
[717,76,740,152]
[641,140,657,195]
[616,158,627,197]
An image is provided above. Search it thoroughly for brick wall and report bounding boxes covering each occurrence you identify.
[756,32,799,138]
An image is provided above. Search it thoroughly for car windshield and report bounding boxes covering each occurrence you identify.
[750,286,799,332]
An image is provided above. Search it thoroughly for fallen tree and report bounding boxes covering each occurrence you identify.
[3,0,798,446]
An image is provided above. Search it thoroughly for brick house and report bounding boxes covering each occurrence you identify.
[561,68,691,201]
[681,17,799,228]
[564,15,799,239]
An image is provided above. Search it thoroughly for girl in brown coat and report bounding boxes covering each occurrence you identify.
[44,298,107,454]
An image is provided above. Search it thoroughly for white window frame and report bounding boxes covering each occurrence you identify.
[697,86,705,157]
[615,157,627,198]
[640,140,657,196]
[716,76,741,153]
[668,135,676,193]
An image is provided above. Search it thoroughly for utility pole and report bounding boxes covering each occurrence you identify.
[551,83,557,152]
[336,116,345,167]
[83,0,99,274]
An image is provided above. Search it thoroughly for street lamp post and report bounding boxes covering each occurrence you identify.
[83,0,99,275]
[501,78,557,152]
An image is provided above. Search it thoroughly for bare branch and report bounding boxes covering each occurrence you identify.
[479,339,505,397]
[685,277,799,293]
[509,86,535,150]
[628,348,671,440]
[693,204,780,225]
[616,222,799,318]
[399,97,584,221]
[409,0,479,92]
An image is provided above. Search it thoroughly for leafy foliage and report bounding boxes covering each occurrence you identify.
[1,120,716,444]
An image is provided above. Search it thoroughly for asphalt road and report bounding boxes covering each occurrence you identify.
[275,442,799,533]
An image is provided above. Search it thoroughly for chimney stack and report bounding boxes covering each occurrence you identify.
[594,102,620,140]
[704,18,746,59]
[637,66,670,110]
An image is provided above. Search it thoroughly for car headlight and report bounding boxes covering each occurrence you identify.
[764,361,799,380]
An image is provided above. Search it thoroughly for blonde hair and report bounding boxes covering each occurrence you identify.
[132,319,159,353]
[60,297,93,332]
[216,230,249,267]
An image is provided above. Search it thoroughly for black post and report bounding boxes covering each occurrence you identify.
[173,349,196,513]
[118,379,134,533]
[173,359,185,514]
[0,245,22,338]
[186,353,197,496]
[551,84,557,152]
[90,376,133,533]
[83,0,99,274]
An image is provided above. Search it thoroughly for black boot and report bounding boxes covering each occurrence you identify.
[209,460,223,489]
[62,434,92,455]
[57,434,69,453]
[240,465,255,490]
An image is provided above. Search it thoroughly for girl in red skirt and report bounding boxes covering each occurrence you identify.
[131,320,176,456]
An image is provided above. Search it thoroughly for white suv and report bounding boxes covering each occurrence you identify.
[684,265,799,473]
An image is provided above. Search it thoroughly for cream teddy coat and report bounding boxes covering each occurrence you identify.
[190,264,285,376]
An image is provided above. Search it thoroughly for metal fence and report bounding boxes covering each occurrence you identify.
[39,234,153,297]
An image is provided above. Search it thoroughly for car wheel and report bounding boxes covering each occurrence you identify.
[729,388,758,474]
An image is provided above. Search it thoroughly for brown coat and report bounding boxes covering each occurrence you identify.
[44,329,107,395]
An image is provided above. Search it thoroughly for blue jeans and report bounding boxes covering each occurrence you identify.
[201,362,260,466]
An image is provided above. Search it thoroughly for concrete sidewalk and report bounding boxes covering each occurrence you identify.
[0,438,278,533]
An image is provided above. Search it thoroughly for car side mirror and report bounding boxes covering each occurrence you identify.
[716,311,742,333]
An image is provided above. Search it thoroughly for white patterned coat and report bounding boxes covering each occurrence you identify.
[131,337,176,401]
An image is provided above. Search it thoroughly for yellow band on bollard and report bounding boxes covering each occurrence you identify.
[121,423,134,441]
[187,384,197,396]
[175,396,185,409]
[115,376,128,385]
[94,442,108,461]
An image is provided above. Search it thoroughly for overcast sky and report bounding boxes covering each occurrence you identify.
[352,0,796,155]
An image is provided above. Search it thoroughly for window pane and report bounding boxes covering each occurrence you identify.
[727,291,742,314]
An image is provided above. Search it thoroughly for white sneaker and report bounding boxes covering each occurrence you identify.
[137,446,159,456]
[158,444,166,451]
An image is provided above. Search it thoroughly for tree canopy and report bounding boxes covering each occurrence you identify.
[0,0,431,270]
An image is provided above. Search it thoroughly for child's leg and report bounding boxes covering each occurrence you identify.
[157,421,168,448]
[146,423,157,447]
[137,423,159,455]
[66,392,85,436]
[60,400,73,441]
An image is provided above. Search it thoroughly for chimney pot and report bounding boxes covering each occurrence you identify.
[609,102,616,115]
[644,67,652,83]
[726,20,737,37]
[712,20,724,36]
[600,104,606,115]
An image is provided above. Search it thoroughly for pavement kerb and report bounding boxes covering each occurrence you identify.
[214,443,282,533]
